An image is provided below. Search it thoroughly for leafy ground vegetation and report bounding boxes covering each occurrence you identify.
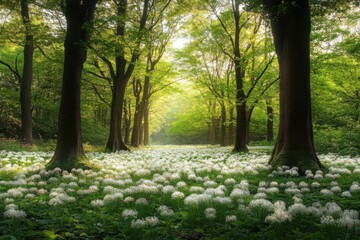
[1,146,360,240]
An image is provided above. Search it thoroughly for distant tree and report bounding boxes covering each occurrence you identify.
[0,0,34,144]
[262,0,323,172]
[47,0,98,170]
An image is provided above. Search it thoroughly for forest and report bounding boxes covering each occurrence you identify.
[0,0,360,239]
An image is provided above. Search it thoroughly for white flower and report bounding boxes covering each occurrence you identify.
[176,181,187,188]
[214,196,232,205]
[89,185,99,192]
[266,187,279,194]
[230,189,250,199]
[320,189,334,196]
[157,205,174,217]
[162,185,176,194]
[254,193,267,199]
[48,197,64,206]
[4,208,26,218]
[25,193,35,199]
[299,182,308,188]
[171,191,185,199]
[37,189,47,195]
[265,210,290,224]
[349,184,360,193]
[270,182,278,187]
[189,186,205,193]
[131,219,147,228]
[135,198,149,205]
[225,215,237,222]
[124,197,134,203]
[90,199,104,207]
[341,191,352,198]
[205,208,216,219]
[259,181,268,187]
[224,178,236,185]
[5,204,18,210]
[204,180,217,188]
[104,192,124,204]
[145,216,160,226]
[331,186,341,193]
[288,203,308,217]
[4,198,14,204]
[320,215,335,225]
[122,209,138,220]
[248,199,274,211]
[311,182,321,188]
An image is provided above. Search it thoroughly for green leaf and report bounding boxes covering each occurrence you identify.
[42,230,58,240]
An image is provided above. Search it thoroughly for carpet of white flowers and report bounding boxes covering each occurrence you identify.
[1,146,360,239]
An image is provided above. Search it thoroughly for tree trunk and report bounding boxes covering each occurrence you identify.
[124,100,131,144]
[245,107,254,144]
[131,79,142,147]
[266,99,274,142]
[143,105,149,145]
[220,103,226,146]
[106,79,130,151]
[48,0,98,170]
[228,106,234,146]
[232,2,248,152]
[20,0,33,145]
[263,0,322,172]
[106,0,149,152]
[209,100,216,145]
[123,99,131,145]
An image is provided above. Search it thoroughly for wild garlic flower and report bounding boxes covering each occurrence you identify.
[4,208,26,219]
[205,208,216,219]
[225,215,237,222]
[90,199,104,207]
[122,209,138,220]
[171,191,185,199]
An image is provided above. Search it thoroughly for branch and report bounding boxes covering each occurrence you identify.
[251,76,279,106]
[149,79,181,96]
[147,0,172,31]
[83,79,111,107]
[206,0,235,49]
[0,59,21,80]
[246,54,275,98]
[34,44,61,63]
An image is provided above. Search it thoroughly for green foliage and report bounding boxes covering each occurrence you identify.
[314,125,360,156]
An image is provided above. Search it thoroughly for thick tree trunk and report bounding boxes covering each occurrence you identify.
[264,0,322,172]
[48,0,98,170]
[228,106,234,146]
[20,0,33,145]
[266,99,274,142]
[220,103,226,146]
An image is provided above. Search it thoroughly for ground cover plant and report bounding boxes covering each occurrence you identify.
[1,146,360,239]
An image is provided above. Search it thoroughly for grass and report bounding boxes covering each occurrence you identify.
[0,146,359,239]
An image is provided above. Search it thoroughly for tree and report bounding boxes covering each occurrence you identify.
[46,0,99,170]
[263,0,322,172]
[0,0,34,144]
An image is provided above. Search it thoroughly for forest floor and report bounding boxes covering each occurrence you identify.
[0,146,360,239]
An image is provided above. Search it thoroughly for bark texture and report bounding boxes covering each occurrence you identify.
[48,0,98,170]
[263,0,322,172]
[20,0,33,145]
